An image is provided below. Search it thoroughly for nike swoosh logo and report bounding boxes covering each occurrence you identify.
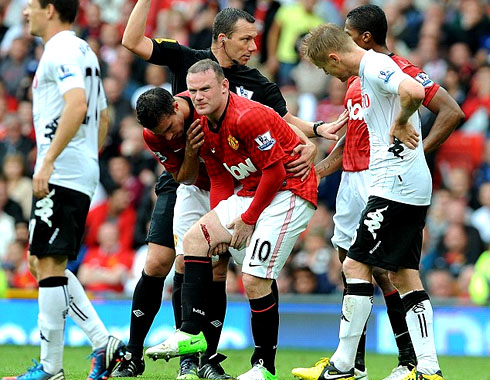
[190,340,201,345]
[323,373,350,379]
[248,263,261,267]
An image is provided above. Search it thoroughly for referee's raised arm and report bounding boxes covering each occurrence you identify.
[122,0,154,60]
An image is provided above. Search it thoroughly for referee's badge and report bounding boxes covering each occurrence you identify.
[228,135,239,150]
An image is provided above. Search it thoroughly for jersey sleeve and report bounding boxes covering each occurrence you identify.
[236,107,286,169]
[148,38,184,69]
[98,80,108,111]
[142,129,180,173]
[402,66,440,107]
[50,46,85,95]
[366,54,411,97]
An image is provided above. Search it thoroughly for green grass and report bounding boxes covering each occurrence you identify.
[0,346,488,380]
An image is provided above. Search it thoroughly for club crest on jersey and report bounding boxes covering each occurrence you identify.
[378,68,395,83]
[228,135,239,150]
[57,65,75,81]
[415,72,434,88]
[255,131,275,151]
[236,86,254,99]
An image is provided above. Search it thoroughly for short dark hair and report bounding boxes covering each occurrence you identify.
[212,8,255,42]
[346,4,387,46]
[39,0,79,24]
[188,59,225,82]
[135,87,175,131]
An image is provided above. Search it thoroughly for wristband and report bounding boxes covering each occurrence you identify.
[313,120,326,137]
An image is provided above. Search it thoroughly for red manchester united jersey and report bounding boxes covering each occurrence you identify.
[200,92,317,207]
[342,53,441,172]
[143,96,210,191]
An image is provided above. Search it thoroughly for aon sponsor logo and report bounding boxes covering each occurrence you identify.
[346,98,364,120]
[223,158,257,180]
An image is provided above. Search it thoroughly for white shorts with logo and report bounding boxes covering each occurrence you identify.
[214,190,315,279]
[332,170,371,250]
[173,184,210,256]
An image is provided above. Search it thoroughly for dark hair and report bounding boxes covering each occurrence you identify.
[135,87,175,131]
[188,59,225,82]
[212,7,255,42]
[39,0,79,24]
[346,4,387,46]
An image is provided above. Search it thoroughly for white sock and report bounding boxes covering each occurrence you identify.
[39,279,69,374]
[403,296,440,374]
[65,269,108,350]
[331,279,373,372]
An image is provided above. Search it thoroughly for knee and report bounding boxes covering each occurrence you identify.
[388,271,402,289]
[242,274,271,299]
[175,254,185,273]
[144,244,175,277]
[183,224,208,256]
[28,255,38,279]
[372,267,395,293]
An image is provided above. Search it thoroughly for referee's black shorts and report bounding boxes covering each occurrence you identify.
[145,171,179,248]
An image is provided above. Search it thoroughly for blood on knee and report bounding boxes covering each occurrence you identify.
[200,223,212,251]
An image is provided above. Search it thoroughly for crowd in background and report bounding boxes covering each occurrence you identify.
[0,0,489,304]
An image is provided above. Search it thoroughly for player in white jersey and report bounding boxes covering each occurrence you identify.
[3,1,124,380]
[301,24,444,380]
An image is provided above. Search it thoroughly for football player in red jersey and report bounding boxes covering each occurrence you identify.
[147,59,318,380]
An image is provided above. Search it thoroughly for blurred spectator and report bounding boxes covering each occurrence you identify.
[2,153,32,220]
[0,113,35,165]
[0,179,16,258]
[105,155,144,208]
[130,64,171,110]
[474,139,490,189]
[79,2,104,41]
[0,36,29,98]
[442,65,466,106]
[447,42,476,91]
[426,269,457,298]
[92,0,126,24]
[292,267,318,294]
[471,182,490,244]
[79,221,135,294]
[0,175,25,225]
[1,240,36,289]
[460,65,490,132]
[266,0,323,86]
[468,250,490,305]
[100,23,121,66]
[84,186,137,251]
[188,0,219,50]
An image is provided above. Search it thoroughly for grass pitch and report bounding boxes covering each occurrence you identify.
[0,346,488,379]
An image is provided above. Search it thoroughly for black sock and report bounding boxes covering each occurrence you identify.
[355,324,367,372]
[201,281,227,366]
[181,256,212,335]
[127,271,165,357]
[172,272,184,329]
[385,290,417,366]
[250,292,278,375]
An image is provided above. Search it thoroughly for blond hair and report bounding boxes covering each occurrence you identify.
[302,23,354,68]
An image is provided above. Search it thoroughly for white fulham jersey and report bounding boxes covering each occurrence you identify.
[359,50,431,206]
[32,31,106,198]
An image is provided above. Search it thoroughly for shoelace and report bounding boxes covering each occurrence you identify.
[180,360,198,375]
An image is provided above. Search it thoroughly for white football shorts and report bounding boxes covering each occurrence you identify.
[213,190,315,279]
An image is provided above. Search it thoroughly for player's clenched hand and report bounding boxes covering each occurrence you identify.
[33,160,54,198]
[227,217,254,249]
[316,110,349,140]
[286,141,316,181]
[186,119,204,157]
[390,121,419,149]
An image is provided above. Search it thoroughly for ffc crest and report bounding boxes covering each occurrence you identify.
[228,135,239,150]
